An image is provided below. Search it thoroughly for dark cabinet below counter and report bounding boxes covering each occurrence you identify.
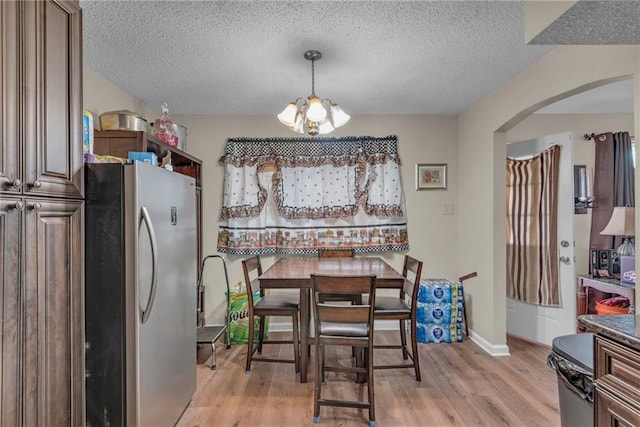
[578,315,640,426]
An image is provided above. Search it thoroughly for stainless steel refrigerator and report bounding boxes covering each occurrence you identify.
[85,162,197,427]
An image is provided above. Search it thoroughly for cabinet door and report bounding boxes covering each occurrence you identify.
[22,198,83,426]
[22,0,83,198]
[596,386,640,426]
[0,0,21,194]
[0,197,23,426]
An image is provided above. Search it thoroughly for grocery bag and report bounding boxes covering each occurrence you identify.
[227,281,268,344]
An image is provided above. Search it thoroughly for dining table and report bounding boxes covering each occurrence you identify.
[258,256,405,383]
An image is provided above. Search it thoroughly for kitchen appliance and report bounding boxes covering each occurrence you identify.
[100,109,149,132]
[85,162,197,426]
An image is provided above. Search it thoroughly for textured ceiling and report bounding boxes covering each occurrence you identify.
[80,1,635,117]
[529,0,640,45]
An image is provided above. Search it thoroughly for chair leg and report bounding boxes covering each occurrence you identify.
[245,314,255,373]
[292,312,300,375]
[211,342,217,370]
[410,320,421,381]
[313,341,322,423]
[257,315,266,354]
[399,319,408,360]
[367,347,376,427]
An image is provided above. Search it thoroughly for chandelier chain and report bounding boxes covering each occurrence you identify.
[310,58,316,97]
[277,49,350,135]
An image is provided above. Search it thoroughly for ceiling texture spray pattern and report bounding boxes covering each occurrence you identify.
[80,0,552,116]
[81,1,638,117]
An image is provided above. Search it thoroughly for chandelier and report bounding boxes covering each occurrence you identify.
[277,50,350,136]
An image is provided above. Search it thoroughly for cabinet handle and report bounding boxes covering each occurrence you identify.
[27,202,41,211]
[1,177,22,189]
[14,201,24,211]
[32,180,42,189]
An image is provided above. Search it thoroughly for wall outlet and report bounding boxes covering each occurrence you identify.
[442,204,455,215]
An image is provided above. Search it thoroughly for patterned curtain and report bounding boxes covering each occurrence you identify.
[217,135,409,255]
[506,145,561,306]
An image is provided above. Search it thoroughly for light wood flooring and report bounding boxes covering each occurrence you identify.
[178,332,560,427]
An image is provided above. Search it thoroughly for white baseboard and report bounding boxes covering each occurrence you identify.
[468,329,511,356]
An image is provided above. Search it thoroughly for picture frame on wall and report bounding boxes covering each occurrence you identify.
[416,163,447,190]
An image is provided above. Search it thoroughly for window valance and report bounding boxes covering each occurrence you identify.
[217,135,409,255]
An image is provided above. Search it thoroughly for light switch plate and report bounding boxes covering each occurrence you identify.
[442,204,455,215]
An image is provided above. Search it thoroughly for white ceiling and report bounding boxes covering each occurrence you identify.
[80,0,636,117]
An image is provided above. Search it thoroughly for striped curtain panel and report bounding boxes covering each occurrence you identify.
[506,145,561,306]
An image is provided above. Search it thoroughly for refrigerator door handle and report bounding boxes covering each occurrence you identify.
[140,206,159,324]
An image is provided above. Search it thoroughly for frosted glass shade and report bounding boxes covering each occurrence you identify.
[317,120,335,134]
[277,103,298,127]
[291,112,304,134]
[330,104,351,128]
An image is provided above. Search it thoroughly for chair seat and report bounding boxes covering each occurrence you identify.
[372,296,410,315]
[254,294,299,311]
[319,321,369,338]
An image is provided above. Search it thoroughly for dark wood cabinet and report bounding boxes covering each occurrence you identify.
[94,130,202,187]
[594,336,640,426]
[0,1,84,425]
[1,0,83,198]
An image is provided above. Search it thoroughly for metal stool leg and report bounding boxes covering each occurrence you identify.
[211,342,217,370]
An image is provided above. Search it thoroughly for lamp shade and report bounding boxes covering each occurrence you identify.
[600,206,635,236]
[329,104,350,128]
[277,103,298,127]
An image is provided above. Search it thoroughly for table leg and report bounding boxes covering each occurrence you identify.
[299,288,309,383]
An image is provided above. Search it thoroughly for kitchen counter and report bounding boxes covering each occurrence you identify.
[578,314,640,350]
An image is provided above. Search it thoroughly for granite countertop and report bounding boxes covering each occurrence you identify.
[578,314,640,350]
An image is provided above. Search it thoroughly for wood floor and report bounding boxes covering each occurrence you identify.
[178,332,560,427]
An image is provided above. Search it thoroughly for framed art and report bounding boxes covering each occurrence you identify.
[416,163,447,190]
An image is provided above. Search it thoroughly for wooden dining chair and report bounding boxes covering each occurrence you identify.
[372,255,423,381]
[311,273,377,426]
[317,248,356,258]
[317,248,359,304]
[242,255,300,375]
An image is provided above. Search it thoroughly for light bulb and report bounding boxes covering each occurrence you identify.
[306,96,327,122]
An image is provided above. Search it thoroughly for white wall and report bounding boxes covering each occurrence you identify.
[83,66,159,128]
[82,68,460,325]
[458,45,638,351]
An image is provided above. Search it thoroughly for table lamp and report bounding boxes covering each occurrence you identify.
[600,206,635,256]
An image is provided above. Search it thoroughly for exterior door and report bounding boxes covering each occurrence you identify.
[506,132,576,346]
